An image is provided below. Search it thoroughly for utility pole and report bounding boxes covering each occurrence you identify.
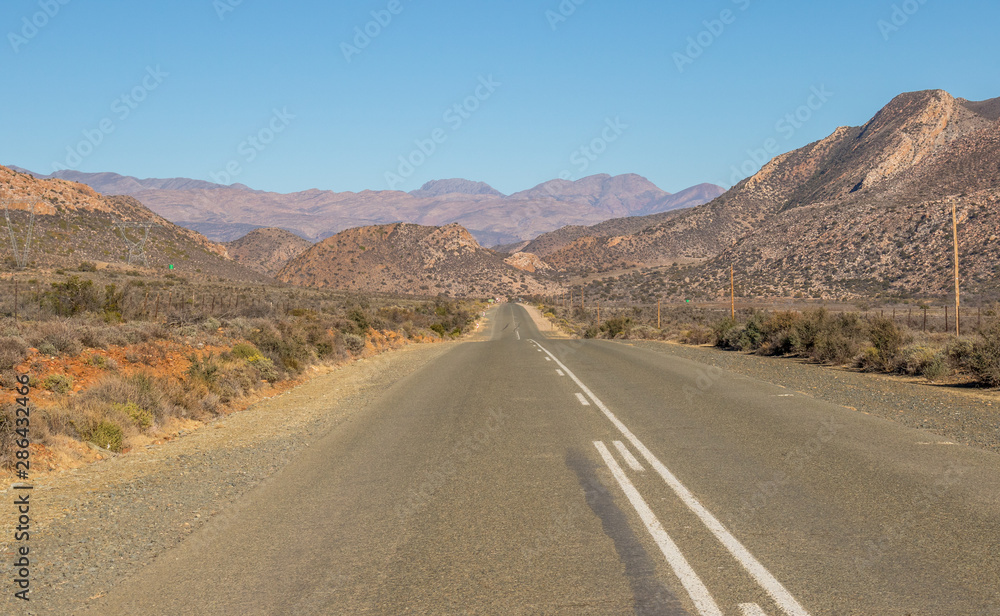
[951,199,960,336]
[657,300,661,329]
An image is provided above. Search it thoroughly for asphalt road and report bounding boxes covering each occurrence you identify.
[85,303,1000,615]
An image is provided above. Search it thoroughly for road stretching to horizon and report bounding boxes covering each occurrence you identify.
[84,304,1000,615]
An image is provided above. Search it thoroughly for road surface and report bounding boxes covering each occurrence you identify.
[85,303,1000,615]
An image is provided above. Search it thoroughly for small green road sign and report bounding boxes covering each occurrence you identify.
[168,264,174,270]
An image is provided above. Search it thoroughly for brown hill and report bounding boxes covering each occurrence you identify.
[558,90,1000,302]
[30,170,721,247]
[0,166,264,281]
[277,223,558,297]
[224,228,313,276]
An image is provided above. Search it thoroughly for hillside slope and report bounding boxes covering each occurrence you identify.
[0,166,264,281]
[554,90,1000,301]
[278,223,559,297]
[224,228,313,276]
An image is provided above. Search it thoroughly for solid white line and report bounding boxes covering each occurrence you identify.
[594,441,722,616]
[556,370,565,376]
[529,340,810,616]
[574,393,590,406]
[613,440,644,471]
[516,330,521,340]
[739,604,770,616]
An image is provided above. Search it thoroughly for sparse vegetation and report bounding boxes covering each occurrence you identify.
[0,267,482,470]
[536,299,1000,387]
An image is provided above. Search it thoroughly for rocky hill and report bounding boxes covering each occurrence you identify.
[562,90,1000,302]
[22,169,722,247]
[278,223,559,297]
[224,228,313,276]
[0,166,265,281]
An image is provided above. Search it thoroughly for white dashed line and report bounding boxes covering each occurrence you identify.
[613,440,644,471]
[574,393,590,406]
[556,370,565,377]
[530,340,810,616]
[545,357,551,361]
[594,442,722,616]
[739,604,770,616]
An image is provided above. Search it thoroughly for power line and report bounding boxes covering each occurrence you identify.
[114,220,160,267]
[2,197,41,270]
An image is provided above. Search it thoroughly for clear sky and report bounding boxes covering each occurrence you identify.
[2,0,998,195]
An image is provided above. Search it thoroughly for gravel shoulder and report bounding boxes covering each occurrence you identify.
[625,340,1000,454]
[0,341,460,615]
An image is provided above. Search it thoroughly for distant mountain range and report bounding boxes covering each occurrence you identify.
[8,167,724,247]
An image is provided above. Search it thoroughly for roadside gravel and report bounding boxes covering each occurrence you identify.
[626,340,1000,454]
[0,342,459,615]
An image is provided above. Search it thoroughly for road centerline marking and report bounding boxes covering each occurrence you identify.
[529,340,811,616]
[613,440,644,471]
[594,441,722,616]
[575,393,590,406]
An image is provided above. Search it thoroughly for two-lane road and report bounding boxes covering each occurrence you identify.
[86,304,1000,614]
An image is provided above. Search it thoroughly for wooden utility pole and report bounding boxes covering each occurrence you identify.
[952,200,961,336]
[597,303,601,327]
[730,264,735,320]
[13,279,18,321]
[657,300,661,329]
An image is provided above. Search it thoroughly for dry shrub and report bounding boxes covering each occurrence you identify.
[0,337,29,370]
[27,321,83,356]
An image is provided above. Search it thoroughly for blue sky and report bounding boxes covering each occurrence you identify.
[2,0,998,195]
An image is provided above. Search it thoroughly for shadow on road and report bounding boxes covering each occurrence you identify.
[566,449,691,616]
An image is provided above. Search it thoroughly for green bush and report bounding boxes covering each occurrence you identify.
[48,276,99,315]
[84,372,167,422]
[43,374,73,394]
[865,316,910,371]
[970,321,1000,386]
[187,354,220,386]
[902,345,949,380]
[81,420,124,452]
[230,342,262,361]
[112,402,154,429]
[601,316,633,339]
